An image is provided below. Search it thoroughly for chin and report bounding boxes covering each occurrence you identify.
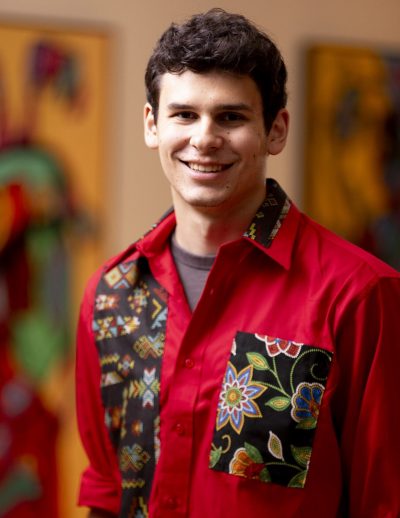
[180,186,235,208]
[184,194,231,209]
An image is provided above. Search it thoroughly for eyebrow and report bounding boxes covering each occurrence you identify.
[166,102,254,112]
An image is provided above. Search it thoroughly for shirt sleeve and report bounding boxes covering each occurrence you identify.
[75,271,121,514]
[332,275,400,517]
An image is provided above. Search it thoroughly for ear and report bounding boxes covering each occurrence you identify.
[144,102,158,149]
[266,109,289,155]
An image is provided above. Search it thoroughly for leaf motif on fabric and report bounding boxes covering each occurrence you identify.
[268,431,284,461]
[259,467,271,482]
[290,445,312,468]
[209,446,223,468]
[265,396,291,411]
[288,470,308,488]
[244,442,263,463]
[246,352,269,370]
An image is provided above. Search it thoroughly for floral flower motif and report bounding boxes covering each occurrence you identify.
[229,447,265,479]
[216,362,266,434]
[291,382,324,427]
[229,445,271,482]
[256,334,302,358]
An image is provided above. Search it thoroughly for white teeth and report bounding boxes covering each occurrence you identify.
[188,162,225,172]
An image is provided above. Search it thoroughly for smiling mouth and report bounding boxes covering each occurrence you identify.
[183,161,232,172]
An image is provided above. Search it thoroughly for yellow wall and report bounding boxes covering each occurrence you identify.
[0,1,399,517]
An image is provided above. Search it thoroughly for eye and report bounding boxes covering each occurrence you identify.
[218,112,247,123]
[173,111,198,120]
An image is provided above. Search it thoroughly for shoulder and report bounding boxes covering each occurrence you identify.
[296,212,400,297]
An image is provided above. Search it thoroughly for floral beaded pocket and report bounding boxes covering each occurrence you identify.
[209,332,333,488]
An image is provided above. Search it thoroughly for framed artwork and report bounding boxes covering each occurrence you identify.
[304,44,400,269]
[0,19,109,517]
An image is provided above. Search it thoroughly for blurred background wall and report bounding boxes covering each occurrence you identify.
[0,0,399,517]
[2,0,400,256]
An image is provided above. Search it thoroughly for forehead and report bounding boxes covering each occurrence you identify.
[157,70,263,110]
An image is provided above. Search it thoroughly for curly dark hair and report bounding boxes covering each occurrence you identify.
[145,8,287,131]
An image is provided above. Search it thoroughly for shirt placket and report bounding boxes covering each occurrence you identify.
[148,250,226,517]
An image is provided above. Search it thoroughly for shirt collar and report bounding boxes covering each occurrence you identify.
[244,179,291,247]
[136,179,299,270]
[242,178,299,270]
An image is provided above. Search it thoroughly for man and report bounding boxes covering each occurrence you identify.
[76,8,400,518]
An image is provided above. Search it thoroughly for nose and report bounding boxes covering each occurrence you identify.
[189,118,223,151]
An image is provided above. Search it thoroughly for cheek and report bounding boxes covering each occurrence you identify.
[236,127,265,148]
[159,131,186,151]
[253,133,269,157]
[241,135,267,160]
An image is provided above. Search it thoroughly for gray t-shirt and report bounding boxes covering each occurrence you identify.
[170,234,216,311]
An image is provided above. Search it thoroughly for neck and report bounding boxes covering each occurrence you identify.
[173,194,265,256]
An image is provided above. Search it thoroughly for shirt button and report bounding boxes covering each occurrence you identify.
[184,358,195,369]
[174,422,185,436]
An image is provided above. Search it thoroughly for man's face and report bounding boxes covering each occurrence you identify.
[144,70,287,217]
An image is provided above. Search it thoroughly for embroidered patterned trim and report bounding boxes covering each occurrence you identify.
[243,179,291,248]
[127,497,149,518]
[93,258,167,517]
[95,294,120,311]
[92,315,140,341]
[101,371,123,387]
[104,263,139,289]
[100,354,120,366]
[120,444,151,472]
[210,331,333,489]
[269,198,291,242]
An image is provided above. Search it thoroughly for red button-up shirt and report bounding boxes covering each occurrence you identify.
[76,180,400,517]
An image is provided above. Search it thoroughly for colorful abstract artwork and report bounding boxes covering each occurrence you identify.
[304,45,400,269]
[0,20,108,517]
